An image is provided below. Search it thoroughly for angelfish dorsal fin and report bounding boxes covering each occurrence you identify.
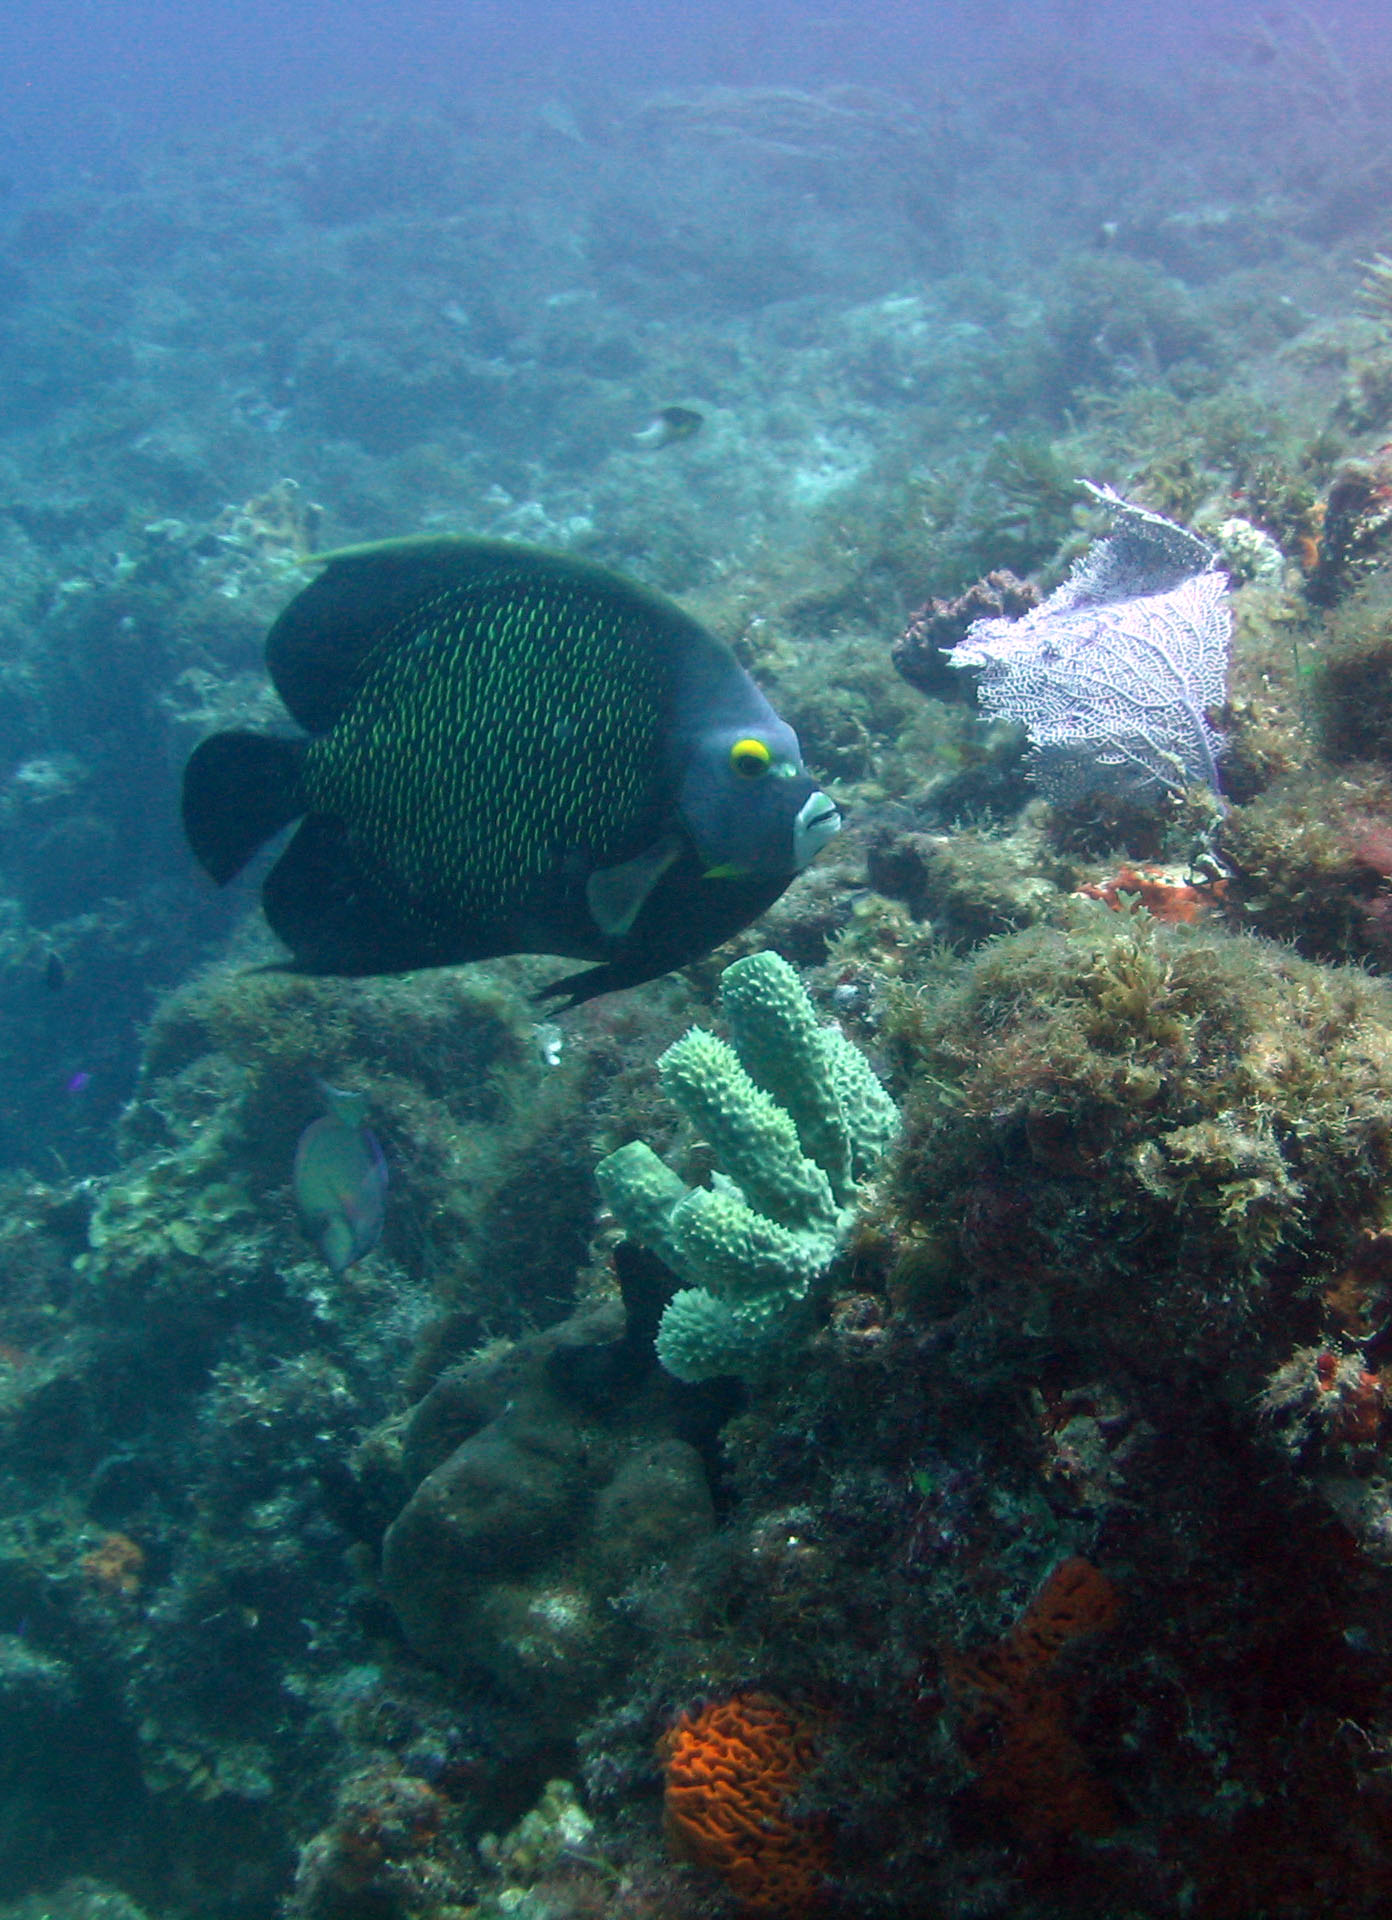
[264,534,711,737]
[585,835,682,938]
[265,538,490,734]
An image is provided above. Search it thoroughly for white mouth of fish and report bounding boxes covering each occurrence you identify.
[793,790,841,869]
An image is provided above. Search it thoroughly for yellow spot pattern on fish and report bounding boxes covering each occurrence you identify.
[303,577,666,932]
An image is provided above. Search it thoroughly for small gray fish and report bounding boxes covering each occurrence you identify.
[632,404,704,448]
[293,1088,387,1275]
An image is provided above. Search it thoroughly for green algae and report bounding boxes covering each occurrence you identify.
[887,909,1392,1331]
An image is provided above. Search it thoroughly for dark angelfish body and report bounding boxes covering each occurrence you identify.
[181,536,839,1006]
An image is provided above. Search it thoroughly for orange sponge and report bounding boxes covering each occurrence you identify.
[659,1689,829,1914]
[944,1556,1122,1844]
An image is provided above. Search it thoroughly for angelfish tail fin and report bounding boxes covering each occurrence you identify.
[182,731,307,884]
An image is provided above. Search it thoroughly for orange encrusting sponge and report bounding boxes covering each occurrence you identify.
[659,1689,830,1914]
[943,1556,1123,1844]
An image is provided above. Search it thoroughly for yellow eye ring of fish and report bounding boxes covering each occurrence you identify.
[729,736,773,778]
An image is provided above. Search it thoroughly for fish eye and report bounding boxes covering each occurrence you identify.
[729,736,773,779]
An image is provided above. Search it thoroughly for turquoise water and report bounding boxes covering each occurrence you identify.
[0,8,1389,1914]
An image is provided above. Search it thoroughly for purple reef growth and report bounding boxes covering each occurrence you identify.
[943,486,1232,803]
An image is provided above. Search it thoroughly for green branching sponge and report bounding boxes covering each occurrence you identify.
[595,951,899,1383]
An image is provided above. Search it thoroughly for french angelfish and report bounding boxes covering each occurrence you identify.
[180,536,840,1007]
[293,1088,387,1276]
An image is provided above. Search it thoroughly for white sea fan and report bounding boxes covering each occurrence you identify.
[945,486,1232,802]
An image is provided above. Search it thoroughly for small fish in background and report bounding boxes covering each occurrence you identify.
[293,1088,387,1276]
[632,404,704,449]
[533,1021,564,1068]
[44,951,65,991]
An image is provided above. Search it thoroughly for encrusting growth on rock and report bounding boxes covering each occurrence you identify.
[659,1689,829,1914]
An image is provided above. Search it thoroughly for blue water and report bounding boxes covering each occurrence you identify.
[4,1,1381,189]
[0,3,1389,1914]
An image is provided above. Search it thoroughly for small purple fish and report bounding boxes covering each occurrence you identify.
[293,1088,387,1275]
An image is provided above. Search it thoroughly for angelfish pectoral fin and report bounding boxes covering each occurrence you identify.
[586,834,683,938]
